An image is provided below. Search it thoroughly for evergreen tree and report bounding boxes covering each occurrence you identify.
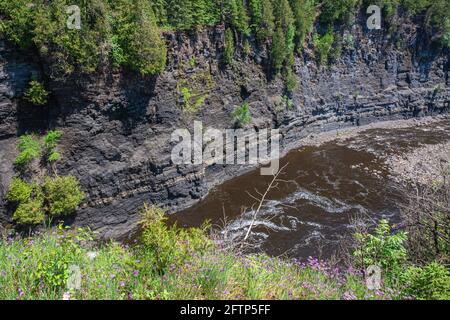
[191,0,220,27]
[223,27,235,64]
[166,0,194,29]
[271,0,295,71]
[111,0,167,75]
[249,0,275,43]
[151,0,168,26]
[271,26,286,71]
[224,0,250,35]
[290,0,316,51]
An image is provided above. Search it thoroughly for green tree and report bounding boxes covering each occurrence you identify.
[271,27,287,71]
[249,0,275,43]
[111,0,167,75]
[271,0,295,71]
[223,28,236,65]
[313,32,334,65]
[191,0,220,27]
[319,0,360,26]
[151,0,169,26]
[290,0,316,51]
[224,0,250,35]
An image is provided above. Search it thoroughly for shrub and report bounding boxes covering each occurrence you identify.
[5,178,34,203]
[44,130,63,162]
[138,204,212,274]
[13,198,45,226]
[179,87,205,113]
[353,219,408,284]
[24,80,49,106]
[402,262,450,300]
[285,70,298,94]
[14,135,41,167]
[232,103,252,128]
[43,176,84,217]
[6,178,45,226]
[313,32,334,65]
[402,170,450,264]
[223,28,235,65]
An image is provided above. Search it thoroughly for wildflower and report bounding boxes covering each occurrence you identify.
[343,291,357,300]
[86,251,98,260]
[132,270,139,277]
[62,292,71,300]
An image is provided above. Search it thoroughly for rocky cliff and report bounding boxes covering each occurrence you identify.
[0,17,449,238]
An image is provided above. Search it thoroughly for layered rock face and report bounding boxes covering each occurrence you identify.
[0,19,449,238]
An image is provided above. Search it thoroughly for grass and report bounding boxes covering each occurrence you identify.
[0,206,404,300]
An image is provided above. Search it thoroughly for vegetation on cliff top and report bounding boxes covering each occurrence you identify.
[1,0,449,79]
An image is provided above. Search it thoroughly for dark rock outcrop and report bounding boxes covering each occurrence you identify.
[0,19,449,238]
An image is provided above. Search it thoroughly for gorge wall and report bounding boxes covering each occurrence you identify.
[0,16,449,238]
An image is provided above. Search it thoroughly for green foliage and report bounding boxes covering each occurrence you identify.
[15,131,63,166]
[366,0,398,19]
[271,27,287,71]
[401,0,428,14]
[290,0,316,51]
[224,0,250,35]
[0,0,167,76]
[281,95,295,109]
[1,0,449,78]
[249,0,275,43]
[139,204,212,275]
[163,0,219,30]
[319,0,360,26]
[6,173,83,225]
[31,0,110,75]
[6,178,45,226]
[232,102,252,127]
[285,70,298,94]
[424,0,450,47]
[24,80,49,106]
[353,220,408,284]
[0,211,447,300]
[110,0,167,75]
[0,219,381,300]
[223,28,236,65]
[5,178,34,203]
[270,0,295,72]
[44,130,64,162]
[13,198,46,226]
[179,87,205,113]
[14,135,41,167]
[402,262,450,300]
[313,32,335,65]
[43,176,84,217]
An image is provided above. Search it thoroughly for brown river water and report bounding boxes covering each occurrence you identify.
[168,119,450,260]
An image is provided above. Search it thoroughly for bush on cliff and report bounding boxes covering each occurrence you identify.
[24,80,49,106]
[43,176,85,217]
[6,175,84,225]
[14,135,41,167]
